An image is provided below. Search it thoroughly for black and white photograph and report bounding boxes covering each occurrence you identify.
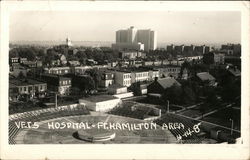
[1,1,249,160]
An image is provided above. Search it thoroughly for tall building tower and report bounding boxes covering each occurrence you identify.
[112,26,157,52]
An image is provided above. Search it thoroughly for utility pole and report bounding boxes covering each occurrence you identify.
[55,92,57,108]
[230,119,234,135]
[167,100,170,113]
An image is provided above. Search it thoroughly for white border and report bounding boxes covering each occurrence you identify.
[1,1,249,160]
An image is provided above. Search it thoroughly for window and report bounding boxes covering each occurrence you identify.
[24,87,26,91]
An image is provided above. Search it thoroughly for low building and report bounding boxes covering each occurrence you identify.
[156,65,181,78]
[79,95,121,112]
[108,84,127,95]
[196,72,216,86]
[108,84,133,99]
[119,51,146,59]
[9,79,47,99]
[9,57,19,66]
[19,58,28,64]
[203,52,225,65]
[12,65,28,77]
[74,66,92,75]
[147,77,181,95]
[44,67,71,75]
[112,42,144,51]
[22,61,37,68]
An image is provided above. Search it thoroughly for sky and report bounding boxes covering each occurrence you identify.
[10,11,241,45]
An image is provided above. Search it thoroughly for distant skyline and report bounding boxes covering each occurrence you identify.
[10,11,241,45]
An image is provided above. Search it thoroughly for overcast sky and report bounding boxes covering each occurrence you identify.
[10,11,241,44]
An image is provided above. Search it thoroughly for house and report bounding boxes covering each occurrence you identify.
[227,67,241,77]
[59,54,67,65]
[98,71,115,88]
[22,61,37,68]
[9,57,19,66]
[196,72,216,86]
[9,83,19,101]
[147,77,181,95]
[181,68,189,80]
[12,65,28,77]
[19,58,28,64]
[86,59,98,65]
[9,79,47,99]
[79,95,121,112]
[68,60,80,66]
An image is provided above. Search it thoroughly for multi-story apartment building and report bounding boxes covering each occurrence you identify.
[113,68,159,87]
[112,26,157,52]
[131,70,149,83]
[114,71,132,87]
[39,74,71,95]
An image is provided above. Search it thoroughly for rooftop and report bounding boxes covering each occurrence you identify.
[9,79,46,86]
[157,77,181,89]
[228,68,241,77]
[80,95,118,103]
[108,84,126,89]
[196,72,215,81]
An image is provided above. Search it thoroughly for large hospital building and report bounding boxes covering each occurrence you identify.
[112,26,157,52]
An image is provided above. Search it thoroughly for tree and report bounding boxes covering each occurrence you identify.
[85,68,100,89]
[162,84,183,105]
[182,85,196,105]
[129,82,142,96]
[17,71,25,79]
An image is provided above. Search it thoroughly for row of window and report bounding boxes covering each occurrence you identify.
[49,69,69,74]
[136,72,148,78]
[166,68,180,72]
[124,80,131,86]
[123,74,131,79]
[60,80,71,85]
[18,85,46,92]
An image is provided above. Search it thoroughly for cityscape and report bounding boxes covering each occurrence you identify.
[8,12,241,144]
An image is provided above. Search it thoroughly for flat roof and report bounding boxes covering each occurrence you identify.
[80,95,118,103]
[9,79,46,86]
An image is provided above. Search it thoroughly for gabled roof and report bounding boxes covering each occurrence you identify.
[157,77,181,89]
[196,72,215,81]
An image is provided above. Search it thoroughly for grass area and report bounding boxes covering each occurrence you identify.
[108,101,159,120]
[202,107,240,131]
